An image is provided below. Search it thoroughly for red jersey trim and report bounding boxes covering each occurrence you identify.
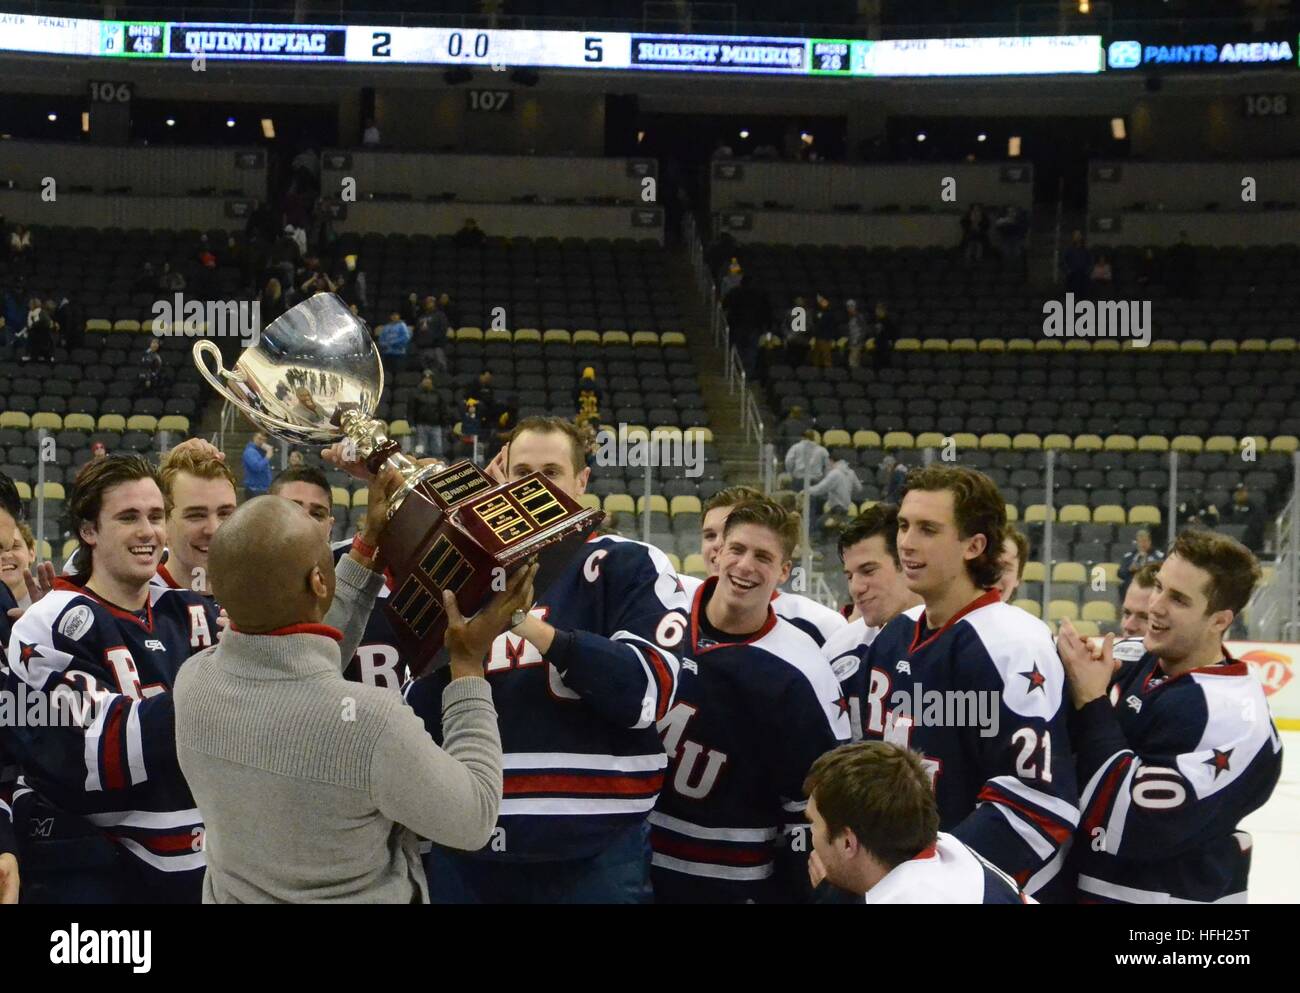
[690,575,778,656]
[909,589,1001,654]
[53,577,155,631]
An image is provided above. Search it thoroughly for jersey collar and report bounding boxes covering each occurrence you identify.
[690,575,778,655]
[54,576,155,631]
[909,589,1000,654]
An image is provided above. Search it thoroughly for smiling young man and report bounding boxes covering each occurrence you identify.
[3,455,222,902]
[155,445,238,595]
[684,486,846,647]
[650,498,849,903]
[822,504,923,741]
[1058,529,1282,905]
[859,465,1078,900]
[406,415,689,903]
[1119,561,1159,639]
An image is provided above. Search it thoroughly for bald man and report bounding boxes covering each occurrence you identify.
[174,469,533,902]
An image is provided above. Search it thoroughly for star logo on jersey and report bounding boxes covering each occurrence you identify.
[1204,747,1233,778]
[1020,663,1047,693]
[833,694,851,717]
[17,641,44,666]
[672,574,685,595]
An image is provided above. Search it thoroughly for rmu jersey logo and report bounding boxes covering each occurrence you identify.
[657,702,727,799]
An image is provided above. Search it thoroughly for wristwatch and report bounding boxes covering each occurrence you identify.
[510,608,528,630]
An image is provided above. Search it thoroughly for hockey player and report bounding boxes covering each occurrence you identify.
[805,741,1031,904]
[3,454,221,902]
[859,465,1079,898]
[684,486,846,646]
[822,503,922,741]
[1119,562,1159,638]
[650,498,849,903]
[995,527,1030,604]
[406,416,689,903]
[1058,529,1282,904]
[154,442,238,594]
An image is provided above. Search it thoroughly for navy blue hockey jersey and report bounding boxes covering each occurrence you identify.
[406,533,689,860]
[650,577,850,903]
[1073,638,1282,904]
[2,578,220,901]
[330,539,406,690]
[860,591,1079,896]
[678,574,846,647]
[863,833,1033,904]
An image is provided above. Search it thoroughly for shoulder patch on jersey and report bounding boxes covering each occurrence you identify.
[829,653,860,682]
[1112,637,1146,664]
[57,604,94,642]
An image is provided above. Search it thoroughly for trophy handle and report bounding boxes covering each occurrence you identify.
[193,340,247,410]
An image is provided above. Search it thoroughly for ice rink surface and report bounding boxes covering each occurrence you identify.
[1241,728,1300,903]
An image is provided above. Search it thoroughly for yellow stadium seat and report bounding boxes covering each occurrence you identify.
[579,493,602,511]
[570,329,598,345]
[1083,601,1117,624]
[978,338,1005,352]
[895,338,921,352]
[127,414,157,431]
[1005,504,1019,522]
[1013,599,1042,618]
[36,539,52,561]
[883,431,914,450]
[602,331,630,346]
[1129,505,1162,525]
[1042,434,1072,451]
[950,339,977,353]
[1052,561,1087,584]
[1092,340,1121,352]
[684,426,713,444]
[455,327,483,341]
[484,327,512,343]
[1138,435,1170,452]
[97,414,125,432]
[1093,505,1125,525]
[1149,340,1178,352]
[661,332,687,347]
[683,553,708,577]
[384,419,410,439]
[670,495,702,516]
[1035,339,1064,352]
[86,318,111,333]
[665,552,682,572]
[1022,561,1046,582]
[921,338,950,352]
[64,413,95,432]
[1270,436,1299,454]
[1064,339,1092,352]
[61,537,79,561]
[636,494,669,514]
[632,331,659,347]
[951,432,979,451]
[1048,600,1080,622]
[13,481,30,501]
[1180,340,1208,353]
[1073,434,1103,451]
[36,482,66,501]
[1072,620,1101,637]
[112,319,141,333]
[543,329,571,344]
[352,489,369,507]
[158,415,190,434]
[0,412,30,429]
[1006,339,1035,352]
[1171,435,1203,453]
[513,328,541,343]
[914,432,946,449]
[980,433,1011,450]
[859,500,878,514]
[31,412,62,430]
[1268,338,1297,352]
[1103,435,1136,452]
[1204,436,1238,454]
[1012,433,1041,451]
[1209,339,1237,353]
[1059,505,1090,524]
[604,494,634,515]
[822,429,852,448]
[1024,505,1055,523]
[1095,562,1121,585]
[1239,339,1268,352]
[331,486,350,508]
[853,430,882,449]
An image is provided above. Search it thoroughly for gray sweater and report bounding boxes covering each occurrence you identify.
[173,556,502,903]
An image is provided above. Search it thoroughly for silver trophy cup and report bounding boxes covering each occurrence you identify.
[192,292,442,513]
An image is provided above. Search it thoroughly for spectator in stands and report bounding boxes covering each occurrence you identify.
[335,255,368,311]
[1118,528,1165,600]
[437,290,459,329]
[573,366,602,421]
[778,405,811,447]
[259,277,287,326]
[401,291,421,326]
[719,258,743,299]
[469,370,499,427]
[242,431,274,500]
[414,294,449,372]
[707,232,738,282]
[844,299,867,370]
[960,204,990,263]
[995,527,1031,603]
[1121,562,1160,638]
[870,301,897,370]
[298,264,336,299]
[1,520,37,612]
[459,397,482,458]
[878,454,908,504]
[362,117,381,146]
[1090,252,1113,297]
[806,457,863,525]
[722,273,770,377]
[132,260,157,294]
[785,429,830,490]
[454,218,486,249]
[1220,484,1267,553]
[137,337,163,396]
[577,415,600,469]
[811,293,836,369]
[377,311,413,372]
[90,441,107,460]
[157,262,186,294]
[287,450,306,470]
[1168,230,1198,299]
[1177,495,1220,531]
[56,296,83,351]
[1062,229,1091,298]
[19,298,55,364]
[410,373,449,460]
[8,223,33,269]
